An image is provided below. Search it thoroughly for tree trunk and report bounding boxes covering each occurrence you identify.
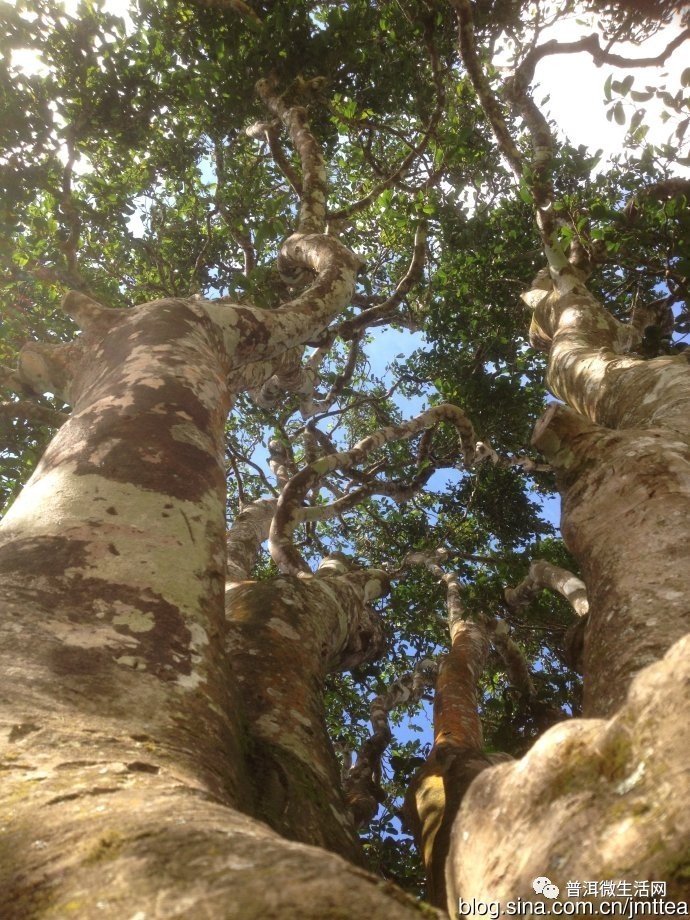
[0,294,438,919]
[446,634,690,908]
[225,563,387,862]
[529,277,690,716]
[403,585,496,910]
[443,275,690,911]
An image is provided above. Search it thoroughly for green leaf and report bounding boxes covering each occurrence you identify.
[613,101,625,125]
[628,110,645,135]
[517,184,532,204]
[603,73,613,102]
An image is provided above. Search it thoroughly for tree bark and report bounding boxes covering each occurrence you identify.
[446,633,690,909]
[443,277,690,911]
[225,564,387,862]
[0,294,438,919]
[528,279,690,716]
[403,578,497,910]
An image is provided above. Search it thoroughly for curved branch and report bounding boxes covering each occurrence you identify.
[299,335,361,419]
[343,659,438,828]
[255,77,327,235]
[246,120,303,199]
[225,498,277,583]
[268,404,478,574]
[267,435,297,488]
[326,29,445,221]
[516,28,690,83]
[450,0,523,178]
[337,221,427,339]
[474,440,552,474]
[452,0,582,279]
[0,400,69,427]
[402,594,496,909]
[489,620,535,698]
[226,442,279,498]
[505,559,589,619]
[625,177,690,218]
[293,462,438,526]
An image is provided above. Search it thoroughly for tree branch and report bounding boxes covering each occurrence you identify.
[337,221,427,338]
[268,405,479,574]
[505,560,589,618]
[225,498,277,583]
[343,659,438,829]
[327,27,445,221]
[246,120,303,199]
[488,619,536,699]
[516,28,690,82]
[0,400,69,427]
[450,0,523,179]
[0,365,25,395]
[191,0,262,23]
[255,77,328,235]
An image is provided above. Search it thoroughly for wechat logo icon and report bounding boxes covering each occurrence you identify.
[533,876,560,899]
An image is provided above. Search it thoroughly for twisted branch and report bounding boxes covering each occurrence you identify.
[269,404,479,574]
[343,659,438,828]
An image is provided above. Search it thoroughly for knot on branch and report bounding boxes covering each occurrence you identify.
[245,119,276,141]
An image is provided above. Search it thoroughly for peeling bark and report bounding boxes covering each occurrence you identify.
[533,402,690,715]
[525,278,690,435]
[0,296,245,799]
[527,274,690,715]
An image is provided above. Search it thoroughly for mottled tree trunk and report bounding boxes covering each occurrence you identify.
[444,275,690,912]
[225,564,387,862]
[0,295,436,919]
[446,635,690,909]
[529,277,690,716]
[403,583,497,910]
[0,296,246,799]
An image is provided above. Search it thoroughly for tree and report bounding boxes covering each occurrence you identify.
[1,0,689,917]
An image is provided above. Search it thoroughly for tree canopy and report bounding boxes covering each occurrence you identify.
[1,0,689,902]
